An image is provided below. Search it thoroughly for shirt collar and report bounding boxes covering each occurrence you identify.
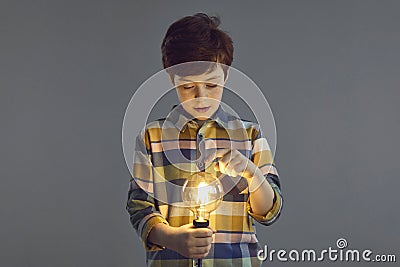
[167,104,230,132]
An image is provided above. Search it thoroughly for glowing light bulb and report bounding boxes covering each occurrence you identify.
[182,172,224,227]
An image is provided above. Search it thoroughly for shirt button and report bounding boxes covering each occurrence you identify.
[197,162,204,168]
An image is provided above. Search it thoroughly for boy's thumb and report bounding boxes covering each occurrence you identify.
[208,226,217,234]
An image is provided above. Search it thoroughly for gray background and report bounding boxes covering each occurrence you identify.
[1,1,399,266]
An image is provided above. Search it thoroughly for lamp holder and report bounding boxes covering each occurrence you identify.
[193,219,209,228]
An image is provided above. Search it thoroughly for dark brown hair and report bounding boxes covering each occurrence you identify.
[161,13,233,78]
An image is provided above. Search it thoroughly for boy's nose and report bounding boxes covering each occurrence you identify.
[195,84,208,98]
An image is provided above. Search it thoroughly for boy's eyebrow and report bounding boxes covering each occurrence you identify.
[179,76,220,82]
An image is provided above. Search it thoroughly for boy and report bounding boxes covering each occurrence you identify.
[126,13,283,266]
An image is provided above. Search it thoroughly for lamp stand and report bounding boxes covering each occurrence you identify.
[193,219,209,267]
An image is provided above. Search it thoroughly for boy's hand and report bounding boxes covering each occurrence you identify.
[168,223,215,259]
[206,148,259,181]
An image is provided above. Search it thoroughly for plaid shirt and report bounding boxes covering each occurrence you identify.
[126,104,283,267]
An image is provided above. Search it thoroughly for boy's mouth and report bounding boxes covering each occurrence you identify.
[193,106,210,113]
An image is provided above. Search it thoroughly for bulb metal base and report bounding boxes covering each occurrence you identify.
[193,219,209,228]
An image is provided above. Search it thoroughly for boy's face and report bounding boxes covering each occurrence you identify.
[173,65,226,120]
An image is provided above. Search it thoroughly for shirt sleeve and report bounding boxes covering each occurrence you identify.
[247,124,283,226]
[125,128,169,251]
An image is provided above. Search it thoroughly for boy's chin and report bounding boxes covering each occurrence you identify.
[194,115,210,120]
[190,110,216,120]
[184,108,215,120]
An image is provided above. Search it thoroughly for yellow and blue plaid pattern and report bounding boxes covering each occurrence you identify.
[126,105,283,266]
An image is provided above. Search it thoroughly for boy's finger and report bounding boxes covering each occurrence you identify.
[204,148,230,163]
[207,226,217,234]
[193,228,213,238]
[194,237,213,247]
[182,223,196,229]
[214,163,220,172]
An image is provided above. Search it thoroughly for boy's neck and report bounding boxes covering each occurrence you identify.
[193,118,208,128]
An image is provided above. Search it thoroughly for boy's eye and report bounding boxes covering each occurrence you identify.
[181,83,218,89]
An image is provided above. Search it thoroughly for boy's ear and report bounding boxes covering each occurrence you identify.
[168,74,175,86]
[223,68,230,83]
